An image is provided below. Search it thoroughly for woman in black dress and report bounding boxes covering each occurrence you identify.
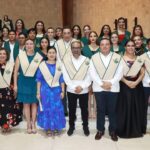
[0,48,22,133]
[117,40,145,138]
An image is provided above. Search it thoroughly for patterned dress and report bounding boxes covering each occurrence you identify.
[0,63,22,129]
[36,63,66,131]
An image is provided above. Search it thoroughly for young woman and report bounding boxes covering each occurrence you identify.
[110,33,125,55]
[132,35,147,56]
[82,31,100,119]
[72,25,82,40]
[34,21,46,48]
[81,25,91,46]
[0,48,22,133]
[15,19,27,39]
[115,17,131,46]
[55,27,63,40]
[47,27,56,47]
[132,25,147,47]
[117,40,145,138]
[38,37,49,60]
[36,47,66,136]
[98,25,111,43]
[1,27,9,42]
[14,39,43,134]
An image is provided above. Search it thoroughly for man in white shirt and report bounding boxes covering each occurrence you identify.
[62,40,91,136]
[47,27,56,47]
[142,38,150,134]
[4,30,19,62]
[89,38,123,141]
[55,27,76,116]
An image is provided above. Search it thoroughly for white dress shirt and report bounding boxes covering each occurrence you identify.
[9,42,15,63]
[49,39,56,47]
[89,52,123,92]
[143,51,150,87]
[62,55,91,94]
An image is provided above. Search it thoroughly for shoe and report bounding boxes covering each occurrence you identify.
[110,132,118,141]
[67,128,74,136]
[83,127,90,136]
[95,131,104,140]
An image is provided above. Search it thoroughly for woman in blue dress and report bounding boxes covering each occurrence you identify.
[14,39,43,134]
[36,47,66,136]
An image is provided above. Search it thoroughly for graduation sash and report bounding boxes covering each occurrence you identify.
[0,62,14,88]
[39,61,62,87]
[141,53,150,76]
[63,55,90,80]
[92,52,121,80]
[56,39,76,60]
[122,56,144,76]
[19,51,43,77]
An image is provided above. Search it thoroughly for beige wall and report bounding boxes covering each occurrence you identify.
[0,0,63,29]
[73,0,150,37]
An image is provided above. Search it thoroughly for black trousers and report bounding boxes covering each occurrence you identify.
[67,92,88,129]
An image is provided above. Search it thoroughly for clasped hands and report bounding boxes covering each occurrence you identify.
[101,81,112,90]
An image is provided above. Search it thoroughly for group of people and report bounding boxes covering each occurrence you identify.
[0,16,150,142]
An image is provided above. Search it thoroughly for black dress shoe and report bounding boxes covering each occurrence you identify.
[67,128,74,136]
[110,132,118,141]
[95,131,104,140]
[83,127,90,136]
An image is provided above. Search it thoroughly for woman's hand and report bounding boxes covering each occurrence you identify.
[13,85,18,98]
[60,92,65,99]
[36,93,41,100]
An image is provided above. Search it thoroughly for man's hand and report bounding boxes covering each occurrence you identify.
[75,86,83,94]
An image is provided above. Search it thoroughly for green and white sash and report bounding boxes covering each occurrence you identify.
[39,61,62,87]
[122,56,144,76]
[0,62,14,88]
[92,52,121,80]
[19,51,43,77]
[63,55,90,80]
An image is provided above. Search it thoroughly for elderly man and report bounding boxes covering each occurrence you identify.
[62,40,91,136]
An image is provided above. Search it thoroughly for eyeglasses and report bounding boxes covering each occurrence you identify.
[71,47,81,50]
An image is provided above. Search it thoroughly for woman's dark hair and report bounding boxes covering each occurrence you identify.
[0,48,10,61]
[47,46,57,53]
[124,40,135,47]
[132,25,144,38]
[40,37,49,50]
[88,31,99,45]
[117,17,125,23]
[99,25,111,38]
[83,25,91,30]
[55,27,63,40]
[15,19,25,30]
[34,21,46,34]
[72,25,82,39]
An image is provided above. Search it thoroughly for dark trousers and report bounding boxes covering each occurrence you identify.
[143,87,150,132]
[62,85,68,114]
[95,91,118,133]
[67,92,88,129]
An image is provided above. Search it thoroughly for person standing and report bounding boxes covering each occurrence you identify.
[90,38,123,141]
[62,40,91,136]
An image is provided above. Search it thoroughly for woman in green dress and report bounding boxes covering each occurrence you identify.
[81,25,91,46]
[98,25,111,44]
[114,17,131,47]
[14,39,43,134]
[34,21,45,48]
[72,25,82,40]
[110,33,125,55]
[82,31,100,118]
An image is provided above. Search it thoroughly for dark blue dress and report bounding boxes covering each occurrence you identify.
[36,63,66,131]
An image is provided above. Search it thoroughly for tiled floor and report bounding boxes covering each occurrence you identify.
[0,107,150,150]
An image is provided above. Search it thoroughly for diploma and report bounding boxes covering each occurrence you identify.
[38,98,43,112]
